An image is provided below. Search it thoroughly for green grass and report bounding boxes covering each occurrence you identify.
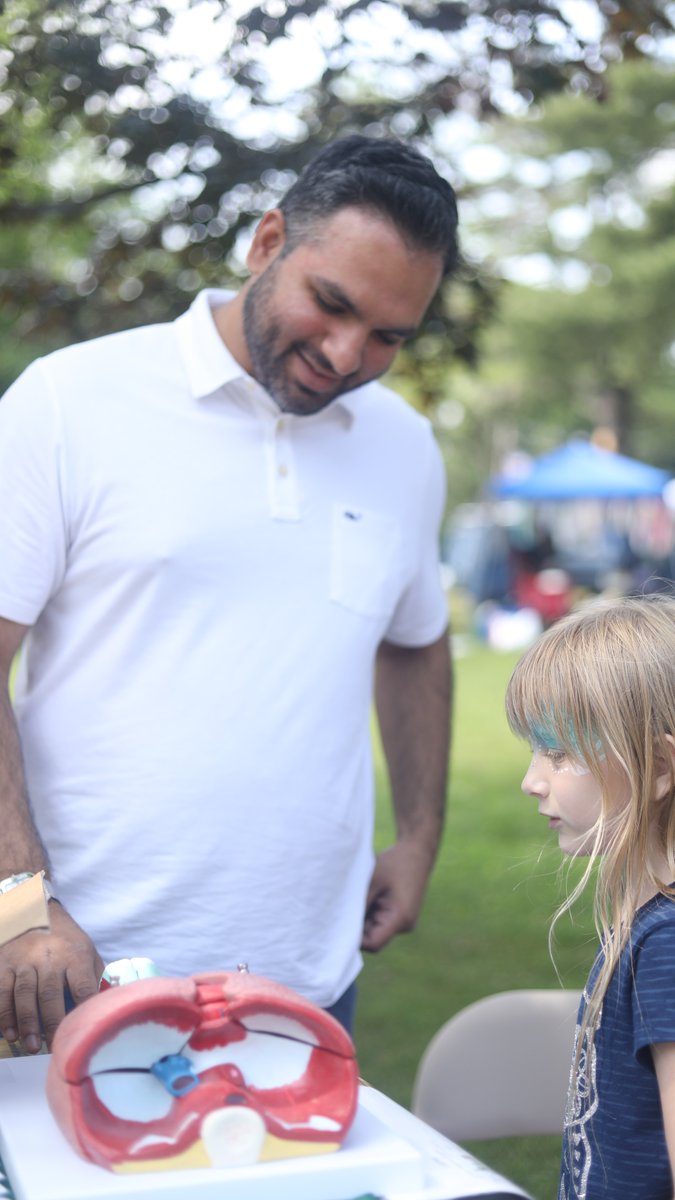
[355,643,596,1200]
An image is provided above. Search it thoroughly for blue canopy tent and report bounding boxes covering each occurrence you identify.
[487,440,674,594]
[491,440,670,501]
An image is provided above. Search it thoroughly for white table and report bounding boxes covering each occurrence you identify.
[0,1056,529,1200]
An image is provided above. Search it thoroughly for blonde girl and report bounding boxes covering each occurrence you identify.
[506,594,675,1200]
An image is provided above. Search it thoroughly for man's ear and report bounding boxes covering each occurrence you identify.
[247,209,287,275]
[654,734,675,801]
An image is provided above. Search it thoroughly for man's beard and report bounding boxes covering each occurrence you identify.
[243,267,358,417]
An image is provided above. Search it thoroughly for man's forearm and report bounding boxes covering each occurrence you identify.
[374,631,452,863]
[0,670,48,879]
[0,630,102,1052]
[361,632,452,951]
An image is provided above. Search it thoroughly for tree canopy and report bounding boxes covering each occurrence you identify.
[2,0,674,387]
[462,57,675,474]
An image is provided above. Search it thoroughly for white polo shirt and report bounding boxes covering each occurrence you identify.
[0,290,448,1006]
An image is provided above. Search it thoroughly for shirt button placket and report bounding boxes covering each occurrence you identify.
[271,417,300,520]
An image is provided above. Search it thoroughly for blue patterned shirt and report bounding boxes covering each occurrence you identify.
[560,890,675,1199]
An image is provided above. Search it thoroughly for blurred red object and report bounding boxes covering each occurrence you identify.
[514,568,572,625]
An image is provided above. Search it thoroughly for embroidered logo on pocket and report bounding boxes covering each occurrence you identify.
[329,505,401,619]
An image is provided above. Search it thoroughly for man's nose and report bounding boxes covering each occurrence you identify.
[322,326,366,377]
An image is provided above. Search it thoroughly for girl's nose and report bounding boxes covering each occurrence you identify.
[521,756,548,797]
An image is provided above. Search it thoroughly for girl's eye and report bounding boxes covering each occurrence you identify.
[543,748,567,766]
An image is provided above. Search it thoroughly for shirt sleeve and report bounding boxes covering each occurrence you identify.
[384,425,448,648]
[0,359,68,624]
[631,916,675,1066]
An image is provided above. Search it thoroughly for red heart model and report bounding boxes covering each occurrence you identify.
[46,970,358,1172]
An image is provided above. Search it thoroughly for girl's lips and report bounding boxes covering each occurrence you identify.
[539,810,561,828]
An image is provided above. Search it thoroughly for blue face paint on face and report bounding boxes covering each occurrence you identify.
[529,715,604,763]
[531,722,563,752]
[530,715,572,755]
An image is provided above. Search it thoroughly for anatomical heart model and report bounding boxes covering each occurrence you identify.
[46,969,358,1173]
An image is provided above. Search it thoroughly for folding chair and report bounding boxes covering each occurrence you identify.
[411,989,580,1141]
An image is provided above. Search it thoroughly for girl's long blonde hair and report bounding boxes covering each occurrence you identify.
[505,593,675,1063]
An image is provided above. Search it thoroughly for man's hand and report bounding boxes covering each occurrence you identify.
[0,903,104,1053]
[361,841,432,953]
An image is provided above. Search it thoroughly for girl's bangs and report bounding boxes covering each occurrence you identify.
[507,641,589,759]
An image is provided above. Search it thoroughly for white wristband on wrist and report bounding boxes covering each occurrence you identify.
[0,872,57,903]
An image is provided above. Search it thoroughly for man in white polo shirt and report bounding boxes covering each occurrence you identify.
[0,135,457,1051]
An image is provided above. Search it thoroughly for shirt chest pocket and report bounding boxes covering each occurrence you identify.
[329,504,402,620]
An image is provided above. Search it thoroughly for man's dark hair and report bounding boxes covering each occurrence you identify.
[279,135,459,277]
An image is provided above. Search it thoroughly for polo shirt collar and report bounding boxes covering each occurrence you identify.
[174,288,243,400]
[175,288,354,427]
